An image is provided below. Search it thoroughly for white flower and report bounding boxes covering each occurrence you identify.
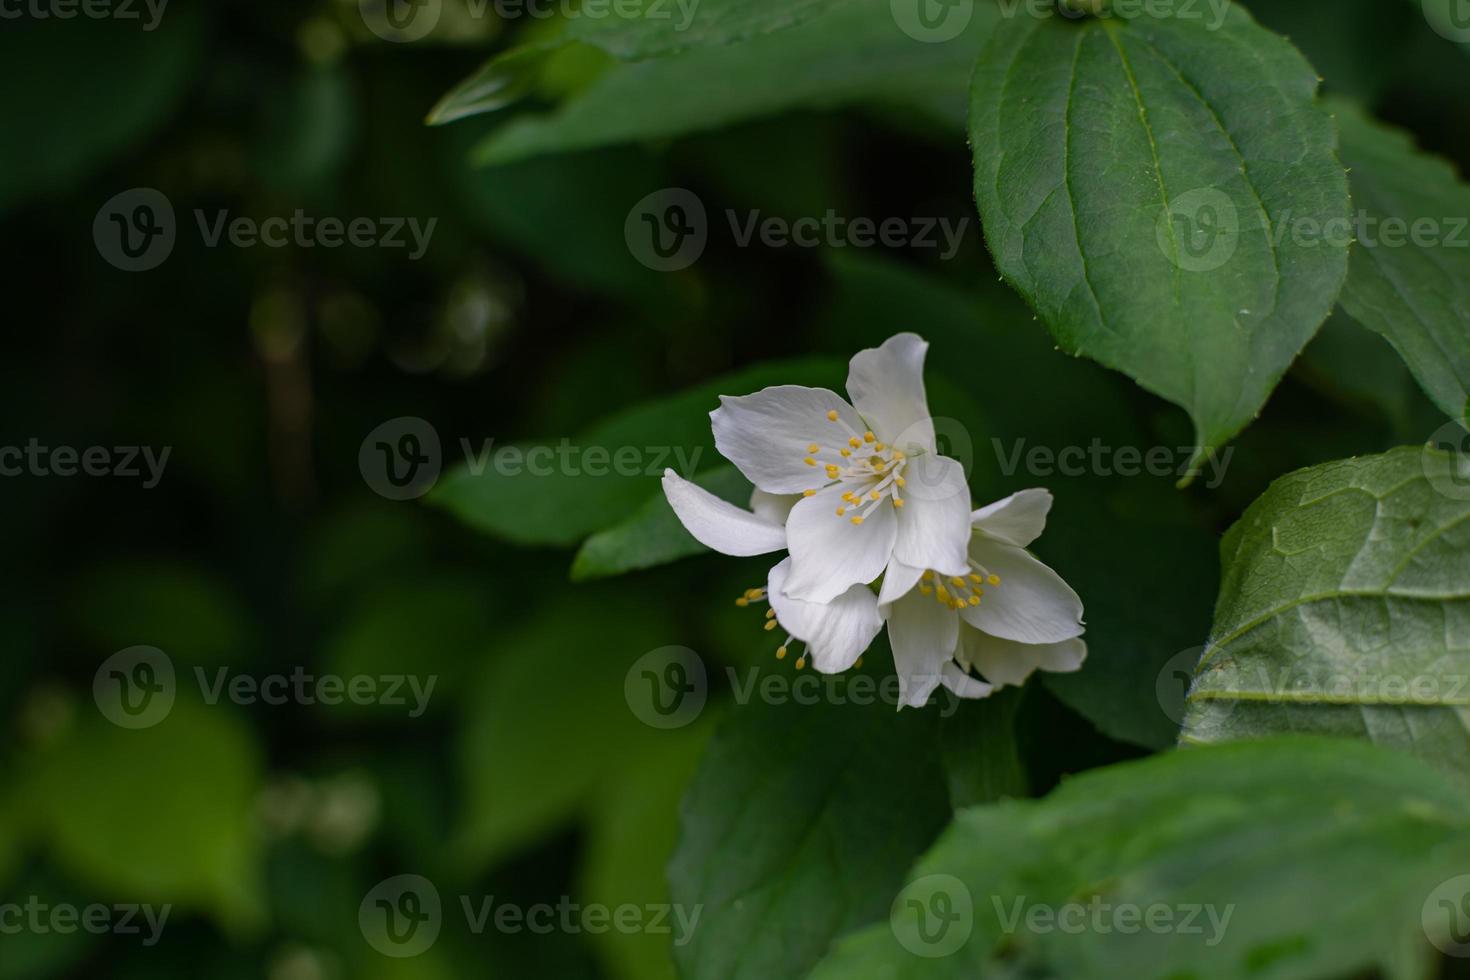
[881,489,1087,708]
[709,333,971,605]
[661,471,883,673]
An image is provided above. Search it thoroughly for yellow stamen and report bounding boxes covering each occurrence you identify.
[826,409,839,422]
[807,443,820,454]
[968,595,981,606]
[735,598,749,607]
[951,576,966,587]
[893,499,904,508]
[840,448,851,457]
[896,477,906,487]
[870,489,881,501]
[863,431,875,443]
[849,436,861,448]
[969,574,983,584]
[874,443,885,451]
[804,457,817,467]
[836,507,846,517]
[850,516,864,525]
[795,657,806,670]
[988,575,1001,586]
[776,646,788,659]
[802,489,817,497]
[764,620,778,631]
[765,608,776,619]
[855,656,864,669]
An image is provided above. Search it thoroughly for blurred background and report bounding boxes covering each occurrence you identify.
[0,0,1461,977]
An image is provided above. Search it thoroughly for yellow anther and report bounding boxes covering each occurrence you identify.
[826,409,839,422]
[855,656,864,669]
[850,516,864,525]
[921,571,933,580]
[803,489,817,497]
[863,431,875,443]
[840,448,851,457]
[892,450,905,459]
[776,646,788,659]
[893,499,905,508]
[968,595,981,606]
[804,457,817,467]
[951,576,966,587]
[919,585,933,595]
[988,575,1001,586]
[874,443,885,451]
[795,657,806,670]
[896,477,906,487]
[766,608,776,618]
[969,574,983,584]
[808,443,820,454]
[825,466,841,479]
[735,598,749,607]
[849,436,861,448]
[869,489,881,501]
[936,585,950,601]
[836,507,846,517]
[764,620,778,631]
[842,492,857,503]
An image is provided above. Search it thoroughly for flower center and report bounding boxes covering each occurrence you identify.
[801,410,909,525]
[916,566,1002,611]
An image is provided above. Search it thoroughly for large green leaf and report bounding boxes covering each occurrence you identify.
[1334,99,1470,425]
[430,357,841,547]
[471,0,996,164]
[566,0,852,59]
[669,697,952,980]
[812,737,1470,980]
[939,688,1028,809]
[571,465,751,581]
[969,3,1351,472]
[1183,447,1470,792]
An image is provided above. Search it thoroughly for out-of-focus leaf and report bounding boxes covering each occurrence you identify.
[430,358,842,547]
[566,0,852,59]
[669,697,951,980]
[581,717,718,980]
[31,698,265,932]
[571,465,750,581]
[970,3,1350,474]
[1183,447,1470,793]
[0,10,201,212]
[812,737,1470,980]
[471,0,996,164]
[939,688,1027,809]
[454,588,677,869]
[69,561,255,668]
[1335,99,1470,426]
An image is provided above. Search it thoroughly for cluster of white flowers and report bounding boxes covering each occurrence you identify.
[663,333,1086,708]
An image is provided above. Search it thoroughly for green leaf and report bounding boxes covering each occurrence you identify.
[939,688,1028,809]
[969,4,1351,472]
[571,465,751,581]
[668,698,951,980]
[813,736,1470,980]
[1183,447,1470,793]
[1334,99,1470,426]
[472,0,996,164]
[0,10,201,212]
[30,698,265,932]
[566,0,851,59]
[430,357,841,548]
[454,588,677,869]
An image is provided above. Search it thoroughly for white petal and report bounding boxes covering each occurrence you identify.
[958,538,1084,644]
[661,469,786,557]
[957,627,1086,688]
[940,662,995,700]
[750,488,799,525]
[767,558,883,674]
[887,587,959,708]
[893,455,971,576]
[845,333,935,453]
[783,485,897,603]
[971,488,1053,549]
[711,386,865,494]
[877,559,925,608]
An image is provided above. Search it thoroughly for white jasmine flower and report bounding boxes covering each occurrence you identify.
[661,470,883,673]
[709,333,972,605]
[882,489,1086,708]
